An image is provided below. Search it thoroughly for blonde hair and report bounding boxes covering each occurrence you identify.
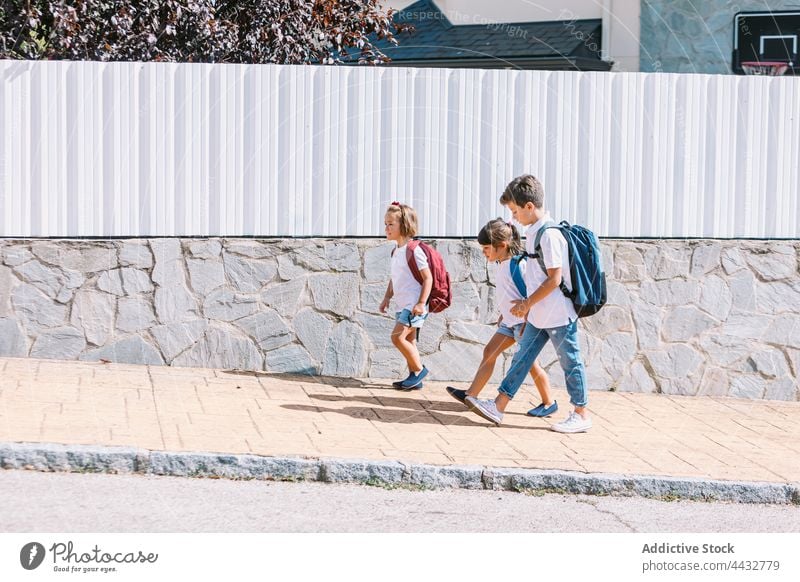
[385,202,419,238]
[477,218,523,256]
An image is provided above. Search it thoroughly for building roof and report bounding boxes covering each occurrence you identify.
[370,0,611,70]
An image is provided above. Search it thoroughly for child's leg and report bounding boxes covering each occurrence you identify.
[528,360,554,405]
[391,323,423,372]
[548,321,588,416]
[466,333,516,398]
[495,323,550,412]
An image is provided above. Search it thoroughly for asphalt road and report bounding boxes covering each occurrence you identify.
[1,470,799,533]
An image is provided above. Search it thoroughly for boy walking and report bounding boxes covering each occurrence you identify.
[465,174,592,433]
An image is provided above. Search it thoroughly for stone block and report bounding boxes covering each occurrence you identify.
[446,282,481,320]
[639,279,700,306]
[97,269,125,296]
[0,265,14,317]
[81,336,165,366]
[601,332,637,380]
[309,273,359,317]
[697,275,732,320]
[187,240,222,260]
[118,241,154,268]
[202,288,259,322]
[690,243,721,276]
[235,309,293,351]
[730,375,766,399]
[186,259,226,296]
[363,243,393,283]
[662,306,717,342]
[70,290,116,346]
[325,241,360,272]
[355,312,395,351]
[0,318,28,356]
[223,253,277,293]
[172,326,262,371]
[745,245,795,282]
[644,245,690,280]
[151,320,209,362]
[322,321,367,377]
[120,268,154,295]
[116,297,157,333]
[11,283,67,329]
[31,242,117,273]
[613,246,646,282]
[295,308,335,363]
[616,359,657,393]
[369,349,407,379]
[30,326,86,360]
[646,344,703,379]
[223,240,280,259]
[721,247,747,275]
[449,321,497,345]
[277,254,308,280]
[265,345,317,375]
[261,277,307,317]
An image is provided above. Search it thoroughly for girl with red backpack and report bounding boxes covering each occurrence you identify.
[379,202,433,391]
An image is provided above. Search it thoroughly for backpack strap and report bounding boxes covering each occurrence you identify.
[405,239,423,284]
[531,221,574,299]
[509,255,527,297]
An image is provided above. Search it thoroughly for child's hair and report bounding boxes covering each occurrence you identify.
[385,202,419,238]
[499,174,545,209]
[477,218,523,256]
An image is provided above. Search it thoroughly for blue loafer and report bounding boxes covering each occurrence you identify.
[397,366,428,390]
[527,400,558,417]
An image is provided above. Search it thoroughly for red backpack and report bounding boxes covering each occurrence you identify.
[405,240,452,313]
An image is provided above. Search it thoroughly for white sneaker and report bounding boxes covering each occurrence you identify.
[551,411,592,433]
[465,396,504,425]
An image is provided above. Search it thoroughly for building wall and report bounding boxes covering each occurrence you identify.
[1,238,797,401]
[640,0,798,73]
[385,1,640,70]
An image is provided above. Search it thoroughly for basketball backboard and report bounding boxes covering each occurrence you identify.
[733,11,800,75]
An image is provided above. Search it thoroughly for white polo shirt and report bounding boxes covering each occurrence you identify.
[524,214,577,329]
[391,243,429,312]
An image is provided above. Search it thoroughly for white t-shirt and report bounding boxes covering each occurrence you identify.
[495,259,526,327]
[525,214,577,329]
[391,243,429,312]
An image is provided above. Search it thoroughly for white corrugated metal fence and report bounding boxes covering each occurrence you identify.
[1,60,798,238]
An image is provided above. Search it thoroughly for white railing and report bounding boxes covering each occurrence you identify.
[1,60,798,238]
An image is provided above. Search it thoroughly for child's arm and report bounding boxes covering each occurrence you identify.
[411,268,433,315]
[510,266,562,318]
[379,281,394,314]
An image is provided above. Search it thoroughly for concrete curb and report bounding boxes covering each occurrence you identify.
[2,441,798,505]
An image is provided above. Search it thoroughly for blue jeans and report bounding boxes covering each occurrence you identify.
[498,320,588,407]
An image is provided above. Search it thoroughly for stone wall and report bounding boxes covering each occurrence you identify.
[640,1,796,73]
[0,238,798,401]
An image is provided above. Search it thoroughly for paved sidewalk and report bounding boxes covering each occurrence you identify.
[1,357,799,485]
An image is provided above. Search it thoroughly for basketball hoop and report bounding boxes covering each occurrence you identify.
[741,61,789,75]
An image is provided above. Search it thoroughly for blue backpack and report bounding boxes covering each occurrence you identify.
[509,255,528,298]
[530,221,607,318]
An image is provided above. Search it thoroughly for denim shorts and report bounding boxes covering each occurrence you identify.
[396,308,428,328]
[496,321,525,341]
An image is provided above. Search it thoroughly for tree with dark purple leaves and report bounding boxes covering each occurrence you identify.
[0,1,407,64]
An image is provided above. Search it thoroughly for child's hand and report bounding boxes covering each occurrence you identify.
[379,298,390,314]
[510,299,529,318]
[411,302,426,316]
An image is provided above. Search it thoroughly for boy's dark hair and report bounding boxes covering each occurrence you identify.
[477,218,523,256]
[500,174,545,209]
